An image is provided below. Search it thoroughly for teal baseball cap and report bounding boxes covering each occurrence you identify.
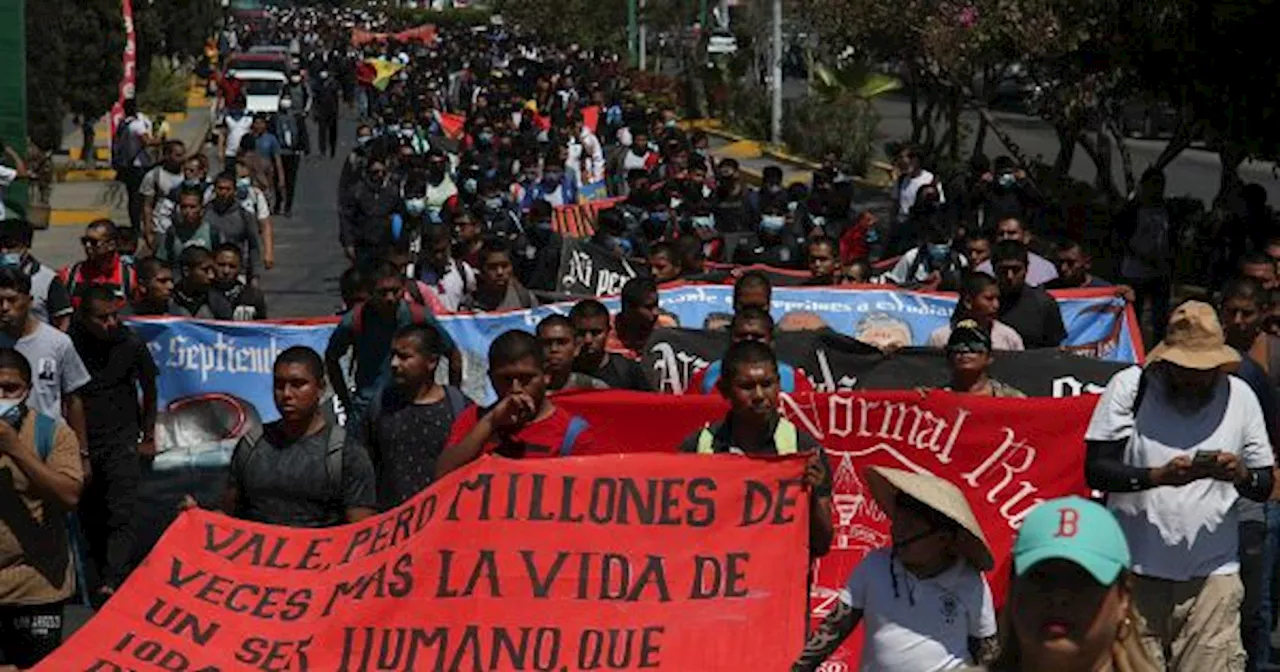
[1013,496,1130,585]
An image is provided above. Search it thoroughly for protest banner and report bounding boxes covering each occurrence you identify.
[646,327,1127,397]
[37,454,810,671]
[555,237,647,296]
[556,390,1097,668]
[350,23,439,45]
[125,285,1137,422]
[550,197,623,237]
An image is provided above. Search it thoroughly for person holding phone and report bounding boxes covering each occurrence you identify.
[1084,301,1274,671]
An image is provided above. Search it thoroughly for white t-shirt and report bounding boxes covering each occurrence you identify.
[223,114,254,158]
[424,259,476,312]
[0,321,92,421]
[841,548,996,672]
[895,169,945,217]
[126,116,153,167]
[883,247,969,285]
[1085,366,1274,580]
[0,165,16,220]
[203,185,270,220]
[140,166,185,234]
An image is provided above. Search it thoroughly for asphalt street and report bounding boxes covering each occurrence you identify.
[257,114,358,318]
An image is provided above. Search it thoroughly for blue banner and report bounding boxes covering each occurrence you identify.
[128,286,1140,423]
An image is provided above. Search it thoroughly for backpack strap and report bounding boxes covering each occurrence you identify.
[63,262,83,303]
[405,280,426,307]
[443,386,469,419]
[326,424,346,501]
[695,423,716,455]
[558,415,589,456]
[34,412,56,461]
[403,299,427,326]
[773,418,798,456]
[904,245,928,284]
[1132,369,1149,417]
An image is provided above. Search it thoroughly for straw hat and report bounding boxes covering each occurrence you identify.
[1146,301,1240,370]
[865,466,994,571]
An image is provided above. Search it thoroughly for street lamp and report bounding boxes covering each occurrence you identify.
[770,0,782,144]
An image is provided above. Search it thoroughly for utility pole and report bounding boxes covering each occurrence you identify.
[628,0,638,67]
[639,0,648,71]
[770,0,782,144]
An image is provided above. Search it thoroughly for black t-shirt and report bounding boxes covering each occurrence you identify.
[732,235,805,269]
[215,281,269,320]
[998,286,1067,349]
[677,416,833,497]
[364,389,462,510]
[70,325,158,448]
[230,422,377,528]
[582,352,651,391]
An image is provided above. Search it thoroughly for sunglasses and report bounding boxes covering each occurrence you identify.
[81,237,111,249]
[947,342,990,355]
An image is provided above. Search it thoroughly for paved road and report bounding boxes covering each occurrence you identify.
[771,76,1280,206]
[259,115,357,318]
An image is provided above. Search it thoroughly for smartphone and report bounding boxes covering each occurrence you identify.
[1193,450,1221,467]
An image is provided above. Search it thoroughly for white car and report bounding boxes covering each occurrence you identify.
[225,69,287,115]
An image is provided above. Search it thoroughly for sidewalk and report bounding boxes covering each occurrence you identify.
[35,84,212,271]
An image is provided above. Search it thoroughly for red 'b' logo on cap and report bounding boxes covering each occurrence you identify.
[1055,508,1079,538]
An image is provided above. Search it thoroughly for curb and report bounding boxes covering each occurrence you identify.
[48,209,111,227]
[696,121,896,189]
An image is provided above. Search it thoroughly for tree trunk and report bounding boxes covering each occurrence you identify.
[1216,142,1247,207]
[1105,119,1137,196]
[1053,122,1078,177]
[972,113,989,159]
[1150,114,1199,174]
[967,103,1034,169]
[948,90,961,164]
[1074,130,1121,203]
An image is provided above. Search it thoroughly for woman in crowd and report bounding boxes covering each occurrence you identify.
[928,271,1025,350]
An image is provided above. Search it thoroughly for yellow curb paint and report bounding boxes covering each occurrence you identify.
[61,170,117,183]
[717,140,764,160]
[49,209,110,227]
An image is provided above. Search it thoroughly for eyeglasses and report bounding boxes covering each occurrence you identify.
[81,237,111,249]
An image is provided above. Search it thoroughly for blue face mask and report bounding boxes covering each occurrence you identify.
[928,243,951,263]
[485,197,505,211]
[0,253,22,268]
[690,215,715,231]
[998,172,1017,188]
[607,236,634,256]
[183,178,201,188]
[463,178,478,194]
[236,177,251,190]
[760,215,786,234]
[405,198,426,215]
[357,135,373,146]
[0,398,22,424]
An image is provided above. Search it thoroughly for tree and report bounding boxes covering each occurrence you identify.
[60,0,126,125]
[25,0,68,151]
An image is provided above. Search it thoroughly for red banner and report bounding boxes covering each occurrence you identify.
[558,390,1095,668]
[351,23,438,46]
[108,0,137,145]
[36,454,810,671]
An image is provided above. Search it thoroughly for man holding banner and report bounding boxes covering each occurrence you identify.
[678,340,833,557]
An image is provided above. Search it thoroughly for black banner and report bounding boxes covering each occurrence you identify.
[643,327,1127,398]
[555,237,647,296]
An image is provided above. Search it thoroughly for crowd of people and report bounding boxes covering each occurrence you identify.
[4,3,1280,671]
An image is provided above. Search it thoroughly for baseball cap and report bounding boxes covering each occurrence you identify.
[1014,496,1130,585]
[946,318,991,354]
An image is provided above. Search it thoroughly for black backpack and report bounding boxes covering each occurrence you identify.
[111,117,152,171]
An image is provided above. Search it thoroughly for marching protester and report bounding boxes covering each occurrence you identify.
[211,243,268,321]
[325,261,462,434]
[0,221,72,330]
[156,187,222,270]
[171,247,235,320]
[937,319,1026,397]
[125,258,179,317]
[569,299,651,391]
[537,315,609,393]
[418,222,476,312]
[804,236,841,286]
[458,238,538,312]
[1085,301,1274,670]
[990,240,1067,349]
[182,347,376,527]
[614,276,661,355]
[1045,238,1114,289]
[361,324,470,510]
[975,217,1058,287]
[0,268,91,477]
[0,348,84,668]
[68,286,157,605]
[647,241,685,283]
[733,270,773,313]
[881,216,969,290]
[928,272,1025,350]
[139,140,187,253]
[436,330,597,478]
[679,339,832,553]
[686,308,815,395]
[58,220,137,310]
[969,496,1157,672]
[794,466,995,671]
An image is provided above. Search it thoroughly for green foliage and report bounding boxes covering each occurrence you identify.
[500,0,627,49]
[60,0,126,121]
[25,0,68,151]
[783,97,879,176]
[137,59,190,114]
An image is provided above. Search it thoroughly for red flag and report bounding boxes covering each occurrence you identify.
[437,112,467,139]
[581,105,600,134]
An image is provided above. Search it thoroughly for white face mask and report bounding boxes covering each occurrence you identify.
[0,396,25,423]
[280,98,293,110]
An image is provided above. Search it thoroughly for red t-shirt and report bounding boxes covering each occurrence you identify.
[446,404,597,459]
